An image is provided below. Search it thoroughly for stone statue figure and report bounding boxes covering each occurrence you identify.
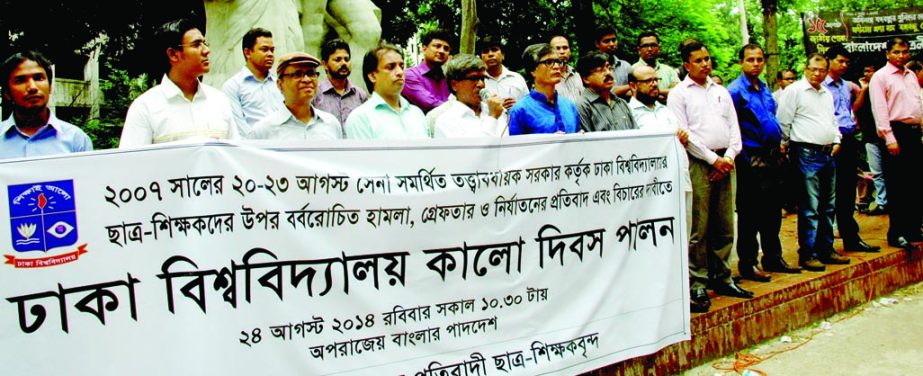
[204,0,382,88]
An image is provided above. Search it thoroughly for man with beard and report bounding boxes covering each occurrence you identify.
[120,18,238,147]
[668,40,749,312]
[727,43,802,283]
[402,28,453,113]
[1,50,92,158]
[479,36,528,110]
[777,53,842,270]
[628,65,691,268]
[345,42,427,139]
[823,45,880,253]
[869,37,922,252]
[507,43,580,135]
[314,38,369,126]
[632,31,680,101]
[248,52,342,140]
[550,34,584,104]
[575,51,637,132]
[222,27,284,137]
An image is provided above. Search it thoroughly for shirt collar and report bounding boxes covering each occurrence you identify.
[369,91,411,113]
[799,78,827,93]
[319,78,357,95]
[160,74,206,100]
[240,66,276,83]
[680,75,713,89]
[528,89,558,105]
[885,62,909,76]
[2,112,60,139]
[635,59,660,70]
[628,96,660,111]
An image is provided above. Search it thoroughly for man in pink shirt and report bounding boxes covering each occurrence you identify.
[869,37,922,252]
[402,28,453,113]
[668,40,748,313]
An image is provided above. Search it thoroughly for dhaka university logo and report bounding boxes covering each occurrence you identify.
[8,180,79,253]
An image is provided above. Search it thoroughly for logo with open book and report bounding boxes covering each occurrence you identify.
[6,180,87,268]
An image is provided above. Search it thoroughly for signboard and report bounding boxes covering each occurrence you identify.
[804,8,923,58]
[0,132,690,375]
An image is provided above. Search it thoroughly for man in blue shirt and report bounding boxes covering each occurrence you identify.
[1,50,92,159]
[823,45,880,253]
[727,43,801,280]
[508,43,580,135]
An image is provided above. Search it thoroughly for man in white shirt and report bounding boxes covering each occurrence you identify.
[248,52,342,140]
[119,18,238,147]
[222,27,284,137]
[478,36,529,111]
[431,54,506,138]
[777,53,843,271]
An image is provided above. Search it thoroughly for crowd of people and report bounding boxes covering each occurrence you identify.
[2,18,920,314]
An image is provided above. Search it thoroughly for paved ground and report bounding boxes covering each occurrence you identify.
[683,281,923,376]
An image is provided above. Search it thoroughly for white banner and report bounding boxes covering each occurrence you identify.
[0,131,689,375]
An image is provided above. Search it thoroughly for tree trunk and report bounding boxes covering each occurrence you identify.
[762,0,780,90]
[460,0,478,54]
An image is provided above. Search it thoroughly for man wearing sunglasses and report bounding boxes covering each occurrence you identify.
[507,43,580,135]
[248,52,342,140]
[120,18,239,147]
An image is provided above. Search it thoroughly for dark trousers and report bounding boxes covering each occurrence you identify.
[882,122,923,241]
[834,132,861,242]
[735,149,784,267]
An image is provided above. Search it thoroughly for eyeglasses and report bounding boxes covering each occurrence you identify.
[637,77,660,84]
[639,43,660,49]
[805,67,828,74]
[281,70,321,80]
[176,40,209,50]
[538,59,565,67]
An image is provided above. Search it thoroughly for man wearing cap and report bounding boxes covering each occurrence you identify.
[248,52,342,140]
[222,27,284,137]
[344,42,428,139]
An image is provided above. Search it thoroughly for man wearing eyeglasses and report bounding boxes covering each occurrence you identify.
[120,18,239,147]
[431,54,506,138]
[507,43,580,135]
[727,43,802,283]
[668,40,748,312]
[222,27,284,137]
[574,51,637,132]
[632,31,679,101]
[777,53,842,271]
[247,52,342,140]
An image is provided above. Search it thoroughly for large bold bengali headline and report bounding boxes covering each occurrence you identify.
[0,131,690,375]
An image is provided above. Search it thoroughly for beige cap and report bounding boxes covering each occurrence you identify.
[276,52,321,75]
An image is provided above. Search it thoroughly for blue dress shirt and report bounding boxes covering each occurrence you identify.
[1,114,93,159]
[727,74,782,149]
[822,76,858,135]
[508,90,580,135]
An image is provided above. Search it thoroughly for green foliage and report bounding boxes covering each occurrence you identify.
[80,64,149,150]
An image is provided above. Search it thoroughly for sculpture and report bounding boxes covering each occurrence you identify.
[204,0,382,88]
